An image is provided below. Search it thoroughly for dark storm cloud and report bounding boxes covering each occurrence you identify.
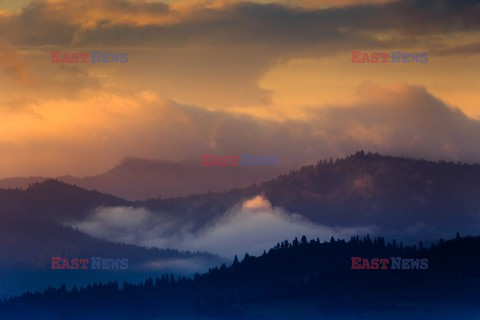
[0,0,478,54]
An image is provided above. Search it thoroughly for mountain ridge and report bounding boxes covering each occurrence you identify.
[2,151,480,241]
[0,157,285,200]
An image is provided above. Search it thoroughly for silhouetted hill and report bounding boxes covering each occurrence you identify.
[141,151,480,239]
[0,180,225,298]
[3,152,480,242]
[0,176,46,190]
[0,179,128,221]
[0,214,220,270]
[2,234,478,319]
[0,180,223,268]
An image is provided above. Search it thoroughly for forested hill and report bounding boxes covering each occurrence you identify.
[1,234,479,320]
[142,151,480,238]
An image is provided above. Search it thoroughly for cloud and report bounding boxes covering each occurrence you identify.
[433,42,480,56]
[0,40,30,84]
[0,0,477,118]
[242,195,271,210]
[1,0,478,122]
[313,82,480,162]
[1,82,480,177]
[142,256,223,274]
[1,0,478,52]
[69,196,374,258]
[0,98,40,117]
[0,0,478,117]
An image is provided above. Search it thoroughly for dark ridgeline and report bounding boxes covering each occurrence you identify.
[3,151,480,273]
[1,152,480,318]
[1,234,479,319]
[141,151,480,237]
[0,157,284,200]
[2,151,480,237]
[0,180,222,271]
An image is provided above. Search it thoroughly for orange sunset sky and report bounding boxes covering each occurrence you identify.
[0,0,479,178]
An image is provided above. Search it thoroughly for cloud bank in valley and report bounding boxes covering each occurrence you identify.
[69,196,374,258]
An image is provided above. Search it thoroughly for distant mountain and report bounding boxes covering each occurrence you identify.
[0,181,224,298]
[0,157,285,200]
[2,152,480,299]
[141,151,480,239]
[2,234,479,319]
[0,179,128,221]
[3,152,480,241]
[0,176,47,190]
[0,180,222,265]
[0,214,219,270]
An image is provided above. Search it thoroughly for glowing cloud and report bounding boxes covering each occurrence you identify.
[68,196,375,258]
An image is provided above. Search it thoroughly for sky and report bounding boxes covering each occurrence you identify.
[0,0,479,177]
